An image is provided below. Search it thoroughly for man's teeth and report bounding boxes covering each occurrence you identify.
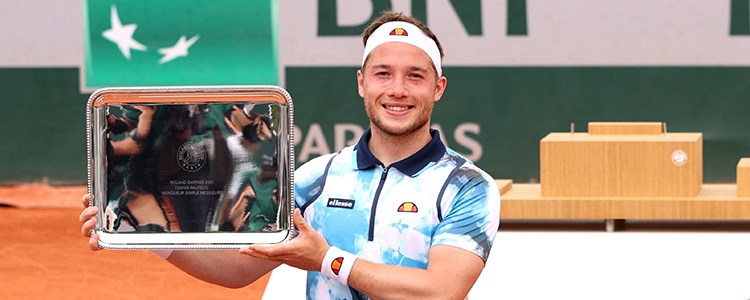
[385,106,409,111]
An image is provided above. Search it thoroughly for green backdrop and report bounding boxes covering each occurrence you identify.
[1,66,748,183]
[287,66,750,183]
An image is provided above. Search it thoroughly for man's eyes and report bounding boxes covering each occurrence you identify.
[372,71,424,79]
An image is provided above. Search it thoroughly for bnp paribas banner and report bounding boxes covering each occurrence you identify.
[83,0,278,88]
[279,0,750,183]
[4,0,750,183]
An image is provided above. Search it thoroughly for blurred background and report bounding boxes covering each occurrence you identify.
[3,0,750,186]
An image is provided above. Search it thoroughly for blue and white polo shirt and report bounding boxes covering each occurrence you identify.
[295,129,501,300]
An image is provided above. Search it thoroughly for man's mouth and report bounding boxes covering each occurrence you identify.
[383,105,412,112]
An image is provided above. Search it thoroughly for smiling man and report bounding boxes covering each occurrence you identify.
[242,12,502,299]
[80,11,500,300]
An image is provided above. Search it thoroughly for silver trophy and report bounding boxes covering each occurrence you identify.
[86,86,294,249]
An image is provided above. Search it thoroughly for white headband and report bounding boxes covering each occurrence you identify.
[361,21,442,77]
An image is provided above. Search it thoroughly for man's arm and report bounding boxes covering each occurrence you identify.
[79,194,280,289]
[348,245,484,300]
[167,250,281,288]
[242,209,485,299]
[347,171,499,299]
[110,106,154,156]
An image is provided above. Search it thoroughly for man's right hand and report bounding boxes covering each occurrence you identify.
[79,194,102,251]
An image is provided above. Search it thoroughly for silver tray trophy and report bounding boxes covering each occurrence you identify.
[86,86,295,249]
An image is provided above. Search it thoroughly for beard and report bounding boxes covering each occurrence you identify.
[365,100,433,137]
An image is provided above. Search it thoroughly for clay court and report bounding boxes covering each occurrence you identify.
[0,184,269,299]
[5,184,750,299]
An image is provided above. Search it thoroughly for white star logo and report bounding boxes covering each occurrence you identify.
[158,35,200,64]
[101,5,147,59]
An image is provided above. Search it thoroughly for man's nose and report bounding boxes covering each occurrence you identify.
[388,76,408,98]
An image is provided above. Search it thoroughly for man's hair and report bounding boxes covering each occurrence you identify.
[361,11,444,64]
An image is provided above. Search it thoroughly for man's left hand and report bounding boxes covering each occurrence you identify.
[240,208,329,272]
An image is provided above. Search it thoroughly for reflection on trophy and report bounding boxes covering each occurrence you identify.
[213,104,279,232]
[103,103,279,233]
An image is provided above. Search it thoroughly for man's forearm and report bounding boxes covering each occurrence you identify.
[346,246,483,300]
[166,249,280,289]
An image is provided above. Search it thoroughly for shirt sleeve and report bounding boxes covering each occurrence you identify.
[431,166,501,262]
[294,152,339,210]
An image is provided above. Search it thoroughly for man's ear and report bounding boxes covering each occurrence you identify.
[433,76,447,103]
[357,69,365,98]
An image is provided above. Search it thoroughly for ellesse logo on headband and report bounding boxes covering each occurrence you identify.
[389,28,408,36]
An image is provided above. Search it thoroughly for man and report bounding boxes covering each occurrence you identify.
[80,11,500,299]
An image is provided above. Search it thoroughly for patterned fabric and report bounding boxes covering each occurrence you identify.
[295,129,501,300]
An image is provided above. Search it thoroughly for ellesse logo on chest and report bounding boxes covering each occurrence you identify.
[327,198,355,209]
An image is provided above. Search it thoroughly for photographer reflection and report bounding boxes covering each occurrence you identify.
[103,103,279,233]
[213,105,279,232]
[109,105,154,156]
[104,105,181,232]
[104,104,187,232]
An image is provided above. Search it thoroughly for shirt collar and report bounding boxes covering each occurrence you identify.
[354,128,446,176]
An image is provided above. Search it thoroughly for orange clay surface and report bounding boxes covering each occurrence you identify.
[0,184,269,299]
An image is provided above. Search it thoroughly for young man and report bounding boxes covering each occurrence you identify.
[80,11,500,299]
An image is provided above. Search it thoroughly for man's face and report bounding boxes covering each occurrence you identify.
[357,42,447,137]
